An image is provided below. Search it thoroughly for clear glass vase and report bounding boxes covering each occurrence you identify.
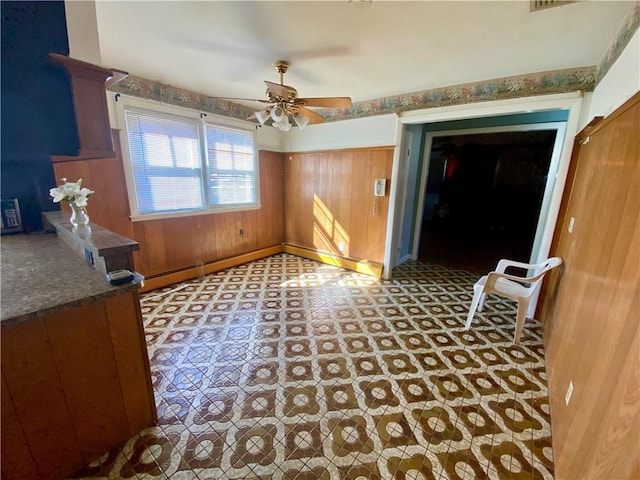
[69,202,90,227]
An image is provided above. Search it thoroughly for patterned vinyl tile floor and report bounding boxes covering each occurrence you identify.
[70,254,554,480]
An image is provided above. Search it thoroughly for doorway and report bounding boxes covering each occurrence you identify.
[417,127,559,273]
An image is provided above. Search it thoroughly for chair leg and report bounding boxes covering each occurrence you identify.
[465,287,483,330]
[478,293,487,312]
[513,299,529,344]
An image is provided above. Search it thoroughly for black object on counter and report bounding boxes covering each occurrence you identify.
[107,269,134,285]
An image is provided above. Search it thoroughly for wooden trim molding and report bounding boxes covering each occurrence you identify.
[586,90,640,136]
[575,116,604,143]
[51,151,117,163]
[283,243,384,279]
[139,245,284,292]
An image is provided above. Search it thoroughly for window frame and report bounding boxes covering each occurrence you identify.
[116,97,261,222]
[203,123,260,209]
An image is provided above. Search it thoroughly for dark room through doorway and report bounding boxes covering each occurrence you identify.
[418,129,557,273]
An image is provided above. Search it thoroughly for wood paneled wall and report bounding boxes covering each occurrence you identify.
[54,141,391,280]
[542,92,639,479]
[1,291,155,480]
[132,150,284,277]
[284,147,394,264]
[53,136,284,279]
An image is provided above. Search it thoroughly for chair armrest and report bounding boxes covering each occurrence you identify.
[495,259,535,274]
[486,271,536,290]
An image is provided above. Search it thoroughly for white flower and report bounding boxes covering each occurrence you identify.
[49,178,95,206]
[74,187,95,207]
[49,187,66,203]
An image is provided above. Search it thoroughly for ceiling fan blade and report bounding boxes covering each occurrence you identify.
[296,106,325,125]
[296,97,352,109]
[264,81,289,99]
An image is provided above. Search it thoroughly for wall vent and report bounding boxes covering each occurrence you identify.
[530,0,574,12]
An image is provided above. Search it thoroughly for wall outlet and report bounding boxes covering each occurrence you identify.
[568,216,575,234]
[565,380,574,405]
[239,228,245,237]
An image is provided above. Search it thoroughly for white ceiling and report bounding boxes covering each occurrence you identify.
[94,1,635,106]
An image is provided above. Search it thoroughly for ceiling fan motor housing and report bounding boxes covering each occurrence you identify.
[265,86,298,104]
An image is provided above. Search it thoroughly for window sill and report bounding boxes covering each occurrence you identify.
[130,204,262,222]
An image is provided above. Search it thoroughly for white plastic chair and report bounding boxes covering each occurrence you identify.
[465,257,563,344]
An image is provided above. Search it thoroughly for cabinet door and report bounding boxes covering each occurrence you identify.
[544,93,639,480]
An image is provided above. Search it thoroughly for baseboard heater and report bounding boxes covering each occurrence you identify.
[282,243,384,279]
[139,245,284,292]
[139,243,383,292]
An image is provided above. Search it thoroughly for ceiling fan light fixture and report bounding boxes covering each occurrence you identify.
[215,61,352,128]
[276,114,291,131]
[255,109,270,125]
[277,120,291,132]
[294,114,310,130]
[270,105,286,123]
[273,114,291,131]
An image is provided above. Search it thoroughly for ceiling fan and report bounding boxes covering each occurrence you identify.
[211,61,352,130]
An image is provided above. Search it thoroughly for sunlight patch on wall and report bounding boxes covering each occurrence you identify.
[313,193,350,256]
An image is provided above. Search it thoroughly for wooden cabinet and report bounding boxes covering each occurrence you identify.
[1,291,156,480]
[49,53,127,160]
[542,92,639,479]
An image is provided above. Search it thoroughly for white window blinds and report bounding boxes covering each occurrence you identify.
[123,107,259,218]
[206,125,257,206]
[125,110,204,215]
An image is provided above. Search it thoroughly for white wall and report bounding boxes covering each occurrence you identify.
[283,114,399,152]
[64,0,102,65]
[587,28,640,122]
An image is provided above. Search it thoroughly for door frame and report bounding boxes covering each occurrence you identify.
[413,121,567,265]
[385,92,583,316]
[394,129,414,266]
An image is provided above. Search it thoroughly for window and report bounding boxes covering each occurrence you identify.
[124,108,258,218]
[206,125,256,206]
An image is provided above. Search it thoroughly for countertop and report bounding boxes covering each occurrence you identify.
[1,233,143,327]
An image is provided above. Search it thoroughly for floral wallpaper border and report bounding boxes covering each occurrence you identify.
[595,1,640,85]
[109,77,257,121]
[109,66,596,124]
[322,67,596,122]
